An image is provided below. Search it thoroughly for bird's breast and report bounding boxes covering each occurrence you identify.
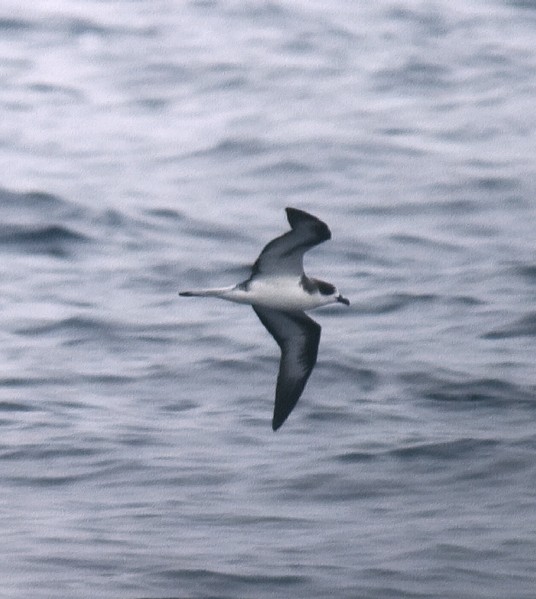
[239,277,328,311]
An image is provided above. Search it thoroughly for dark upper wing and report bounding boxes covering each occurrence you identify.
[253,305,321,431]
[250,207,331,278]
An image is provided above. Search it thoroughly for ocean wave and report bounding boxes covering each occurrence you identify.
[14,315,120,339]
[0,188,90,256]
[0,17,31,32]
[157,567,308,588]
[252,158,314,176]
[0,224,88,257]
[317,359,379,391]
[0,223,87,243]
[516,264,536,283]
[353,292,439,315]
[186,136,271,160]
[484,312,536,339]
[335,438,499,464]
[0,188,81,215]
[0,400,36,412]
[373,58,452,94]
[402,371,536,406]
[389,438,498,460]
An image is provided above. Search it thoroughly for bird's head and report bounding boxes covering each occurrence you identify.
[315,279,350,306]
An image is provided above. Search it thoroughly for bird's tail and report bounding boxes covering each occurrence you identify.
[179,286,235,299]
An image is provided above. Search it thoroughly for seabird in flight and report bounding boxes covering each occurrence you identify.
[180,207,349,430]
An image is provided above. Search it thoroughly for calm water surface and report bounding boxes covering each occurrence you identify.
[1,1,536,598]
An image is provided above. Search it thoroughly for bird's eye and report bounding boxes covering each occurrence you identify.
[317,281,336,296]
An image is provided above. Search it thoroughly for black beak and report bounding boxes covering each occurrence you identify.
[337,294,350,306]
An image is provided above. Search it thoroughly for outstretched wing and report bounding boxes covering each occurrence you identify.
[253,305,321,431]
[250,207,331,278]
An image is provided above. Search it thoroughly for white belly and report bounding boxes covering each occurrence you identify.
[228,277,330,311]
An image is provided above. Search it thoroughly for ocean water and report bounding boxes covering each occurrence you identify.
[1,1,536,597]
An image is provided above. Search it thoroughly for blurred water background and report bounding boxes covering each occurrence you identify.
[1,1,536,597]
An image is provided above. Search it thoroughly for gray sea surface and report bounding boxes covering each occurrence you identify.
[1,1,536,598]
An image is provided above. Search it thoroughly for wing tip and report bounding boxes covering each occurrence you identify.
[285,207,331,241]
[272,415,285,431]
